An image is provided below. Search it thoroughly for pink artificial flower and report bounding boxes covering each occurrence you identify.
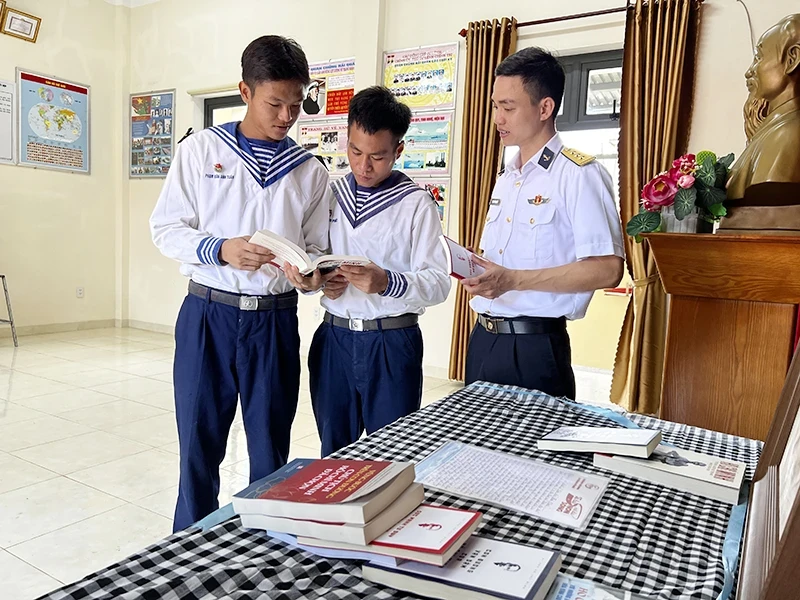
[677,174,696,189]
[671,154,697,176]
[641,173,679,210]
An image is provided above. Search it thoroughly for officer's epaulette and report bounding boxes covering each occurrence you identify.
[561,147,595,166]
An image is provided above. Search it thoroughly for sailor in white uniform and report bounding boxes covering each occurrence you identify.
[150,36,333,531]
[287,86,450,456]
[462,47,624,398]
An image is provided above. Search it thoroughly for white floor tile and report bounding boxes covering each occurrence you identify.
[0,378,78,402]
[0,401,47,426]
[107,413,177,447]
[58,399,167,430]
[0,415,93,453]
[130,389,174,411]
[12,432,151,475]
[45,369,139,388]
[88,378,173,401]
[7,504,172,586]
[0,477,125,547]
[111,360,172,378]
[68,449,179,501]
[134,486,177,519]
[10,388,119,415]
[0,550,62,600]
[0,452,58,495]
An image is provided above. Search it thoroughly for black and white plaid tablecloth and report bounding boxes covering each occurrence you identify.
[40,382,762,600]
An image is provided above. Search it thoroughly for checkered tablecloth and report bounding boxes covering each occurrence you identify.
[40,382,762,600]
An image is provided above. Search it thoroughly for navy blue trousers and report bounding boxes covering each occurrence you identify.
[172,291,300,531]
[309,322,423,457]
[465,321,576,399]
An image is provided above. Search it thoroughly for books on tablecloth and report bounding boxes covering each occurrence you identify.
[299,503,482,566]
[593,444,746,504]
[537,426,662,458]
[250,229,370,275]
[363,535,561,600]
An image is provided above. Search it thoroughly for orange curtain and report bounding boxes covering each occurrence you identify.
[448,18,518,381]
[611,0,702,414]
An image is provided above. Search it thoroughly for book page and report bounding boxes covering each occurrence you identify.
[416,442,609,530]
[542,427,660,445]
[249,230,311,272]
[779,405,800,538]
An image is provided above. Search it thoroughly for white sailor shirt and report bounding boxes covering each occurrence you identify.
[150,121,332,296]
[322,171,451,320]
[470,133,624,320]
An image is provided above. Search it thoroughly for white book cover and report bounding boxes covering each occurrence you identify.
[366,535,561,600]
[440,235,485,279]
[599,444,746,489]
[372,504,481,553]
[541,427,661,446]
[267,530,400,567]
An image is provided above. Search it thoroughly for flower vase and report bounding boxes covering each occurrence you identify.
[661,205,700,234]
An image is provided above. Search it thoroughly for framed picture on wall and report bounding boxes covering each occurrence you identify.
[1,7,41,43]
[129,89,175,178]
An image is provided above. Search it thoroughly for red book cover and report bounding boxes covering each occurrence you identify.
[259,460,395,504]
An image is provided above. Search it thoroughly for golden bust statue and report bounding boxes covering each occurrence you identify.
[722,14,800,233]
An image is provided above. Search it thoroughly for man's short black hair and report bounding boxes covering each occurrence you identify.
[348,86,412,142]
[241,36,310,89]
[495,47,565,117]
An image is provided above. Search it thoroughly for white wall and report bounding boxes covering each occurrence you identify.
[0,0,129,333]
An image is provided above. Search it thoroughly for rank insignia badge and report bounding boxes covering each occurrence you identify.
[528,195,550,205]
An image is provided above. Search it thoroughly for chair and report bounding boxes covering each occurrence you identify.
[0,274,18,347]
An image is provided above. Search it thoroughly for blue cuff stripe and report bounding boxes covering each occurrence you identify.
[380,270,408,298]
[196,237,226,266]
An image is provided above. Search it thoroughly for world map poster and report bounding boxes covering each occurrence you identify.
[17,70,90,173]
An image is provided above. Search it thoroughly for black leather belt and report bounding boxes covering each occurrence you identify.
[188,281,298,311]
[324,311,418,332]
[477,314,566,335]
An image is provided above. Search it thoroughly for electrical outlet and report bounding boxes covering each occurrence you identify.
[76,287,85,299]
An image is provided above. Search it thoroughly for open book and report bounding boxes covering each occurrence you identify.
[250,229,370,276]
[439,235,485,280]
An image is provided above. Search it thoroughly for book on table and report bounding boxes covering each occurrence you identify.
[362,535,562,600]
[593,444,747,504]
[537,426,662,458]
[298,504,482,566]
[239,482,425,545]
[249,229,370,275]
[232,458,415,524]
[439,235,485,279]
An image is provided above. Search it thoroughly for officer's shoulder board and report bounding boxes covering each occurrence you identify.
[561,147,595,167]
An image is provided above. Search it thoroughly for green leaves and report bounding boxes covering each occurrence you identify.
[697,184,727,208]
[674,187,697,220]
[626,210,662,238]
[707,203,727,218]
[696,155,717,187]
[718,153,735,168]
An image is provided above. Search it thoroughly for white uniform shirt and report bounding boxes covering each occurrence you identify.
[470,133,624,320]
[322,171,451,320]
[150,122,332,296]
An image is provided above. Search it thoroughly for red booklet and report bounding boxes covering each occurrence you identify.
[439,235,485,280]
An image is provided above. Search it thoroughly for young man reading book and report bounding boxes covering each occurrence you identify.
[286,86,450,455]
[150,36,335,531]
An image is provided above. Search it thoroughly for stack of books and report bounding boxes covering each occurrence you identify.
[233,458,423,545]
[537,425,746,505]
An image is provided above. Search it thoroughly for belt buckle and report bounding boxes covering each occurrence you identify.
[485,317,496,332]
[239,296,258,311]
[349,318,364,332]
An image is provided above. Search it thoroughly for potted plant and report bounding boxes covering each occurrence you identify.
[626,151,735,241]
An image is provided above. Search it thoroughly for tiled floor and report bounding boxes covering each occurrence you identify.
[0,327,611,598]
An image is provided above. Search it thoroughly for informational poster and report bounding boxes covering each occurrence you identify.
[299,119,350,175]
[301,58,356,118]
[0,79,14,164]
[383,43,458,110]
[413,177,449,231]
[395,112,452,175]
[17,69,90,173]
[130,90,175,178]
